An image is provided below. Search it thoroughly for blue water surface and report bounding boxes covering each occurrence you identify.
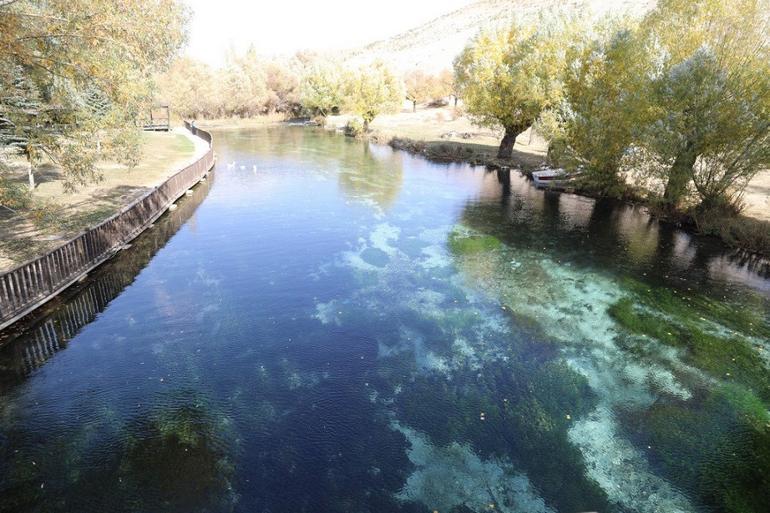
[0,126,768,513]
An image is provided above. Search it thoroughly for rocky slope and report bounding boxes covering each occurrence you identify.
[346,0,656,72]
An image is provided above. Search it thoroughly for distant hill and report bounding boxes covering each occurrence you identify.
[346,0,656,73]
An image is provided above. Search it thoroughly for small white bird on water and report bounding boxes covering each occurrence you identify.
[226,161,236,169]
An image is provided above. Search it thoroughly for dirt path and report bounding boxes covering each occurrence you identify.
[743,170,770,222]
[0,128,207,272]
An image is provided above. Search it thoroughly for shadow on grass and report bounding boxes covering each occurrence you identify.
[0,184,150,269]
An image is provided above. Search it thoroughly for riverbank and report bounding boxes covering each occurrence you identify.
[192,114,287,130]
[325,107,548,171]
[0,127,209,271]
[323,107,770,256]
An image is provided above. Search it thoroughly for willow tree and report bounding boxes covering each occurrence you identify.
[548,18,653,194]
[264,58,302,115]
[454,19,568,159]
[639,0,770,210]
[299,61,345,118]
[345,62,403,131]
[220,47,270,117]
[0,0,188,193]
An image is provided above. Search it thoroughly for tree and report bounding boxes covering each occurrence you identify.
[299,60,345,118]
[220,47,270,117]
[548,18,652,194]
[436,69,458,107]
[155,57,220,119]
[264,57,301,115]
[638,0,770,210]
[0,0,189,192]
[0,64,47,189]
[454,19,567,159]
[345,62,403,131]
[404,70,438,112]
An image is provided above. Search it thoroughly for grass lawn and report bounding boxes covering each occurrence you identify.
[0,129,203,271]
[327,106,549,170]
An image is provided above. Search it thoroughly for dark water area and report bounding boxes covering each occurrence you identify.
[0,126,768,513]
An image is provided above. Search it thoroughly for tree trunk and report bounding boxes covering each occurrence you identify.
[663,142,697,210]
[27,161,35,190]
[412,100,417,113]
[453,95,458,108]
[497,125,524,159]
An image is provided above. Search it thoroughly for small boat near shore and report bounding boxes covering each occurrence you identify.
[532,167,572,190]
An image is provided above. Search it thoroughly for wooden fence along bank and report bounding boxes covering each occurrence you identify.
[0,122,215,331]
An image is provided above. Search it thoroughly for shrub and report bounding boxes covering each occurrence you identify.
[344,118,365,138]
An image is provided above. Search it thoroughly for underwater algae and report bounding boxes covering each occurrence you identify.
[607,280,770,513]
[444,225,770,513]
[391,358,609,513]
[625,384,770,513]
[448,228,503,255]
[3,127,769,513]
[0,394,238,513]
[609,296,770,402]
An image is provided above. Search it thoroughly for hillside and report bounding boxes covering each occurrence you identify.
[346,0,657,72]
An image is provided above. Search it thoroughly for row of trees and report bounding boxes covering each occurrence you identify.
[297,59,407,130]
[156,51,457,128]
[156,50,308,120]
[455,0,770,213]
[0,0,189,196]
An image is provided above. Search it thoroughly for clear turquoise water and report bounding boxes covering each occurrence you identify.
[0,126,768,513]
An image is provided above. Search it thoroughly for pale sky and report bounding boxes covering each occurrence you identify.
[183,0,476,66]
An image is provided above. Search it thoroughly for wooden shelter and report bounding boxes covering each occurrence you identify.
[142,104,170,131]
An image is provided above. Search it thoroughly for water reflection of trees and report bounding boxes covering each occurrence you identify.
[337,142,403,210]
[0,175,214,393]
[215,126,404,210]
[458,176,770,293]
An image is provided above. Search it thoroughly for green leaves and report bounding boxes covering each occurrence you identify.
[300,60,345,118]
[0,0,189,195]
[344,61,403,129]
[454,17,572,157]
[553,0,770,211]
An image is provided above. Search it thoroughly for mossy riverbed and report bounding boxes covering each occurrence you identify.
[1,126,767,513]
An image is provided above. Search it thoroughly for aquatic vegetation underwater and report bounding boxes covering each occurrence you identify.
[448,228,503,255]
[1,128,768,513]
[0,393,238,513]
[626,384,770,513]
[443,225,770,513]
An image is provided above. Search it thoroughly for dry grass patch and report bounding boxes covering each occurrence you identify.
[0,129,203,271]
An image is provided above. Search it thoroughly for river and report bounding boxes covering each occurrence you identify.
[0,126,768,513]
